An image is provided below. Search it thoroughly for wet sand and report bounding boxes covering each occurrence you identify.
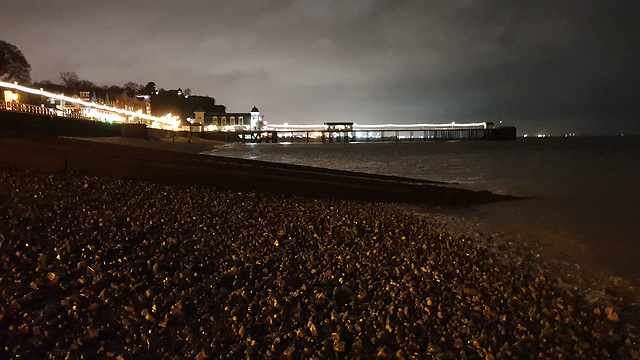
[1,134,639,358]
[75,135,226,155]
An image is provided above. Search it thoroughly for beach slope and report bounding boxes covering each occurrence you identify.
[0,132,516,206]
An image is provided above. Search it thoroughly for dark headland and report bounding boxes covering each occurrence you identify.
[1,131,639,359]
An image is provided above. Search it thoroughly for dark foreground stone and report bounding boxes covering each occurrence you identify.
[0,169,638,359]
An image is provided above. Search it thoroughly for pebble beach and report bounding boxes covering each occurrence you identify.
[1,168,639,359]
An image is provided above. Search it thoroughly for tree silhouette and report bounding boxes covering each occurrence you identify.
[58,71,80,88]
[123,82,142,91]
[0,40,31,84]
[143,81,156,94]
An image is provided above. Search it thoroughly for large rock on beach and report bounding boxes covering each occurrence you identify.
[0,168,639,359]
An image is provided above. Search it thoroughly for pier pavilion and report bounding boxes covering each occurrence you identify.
[194,106,264,132]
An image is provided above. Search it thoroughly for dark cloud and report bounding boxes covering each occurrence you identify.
[1,0,638,135]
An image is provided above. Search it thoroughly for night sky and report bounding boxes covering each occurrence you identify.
[1,1,638,136]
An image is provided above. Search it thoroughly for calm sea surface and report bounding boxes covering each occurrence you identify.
[209,137,640,282]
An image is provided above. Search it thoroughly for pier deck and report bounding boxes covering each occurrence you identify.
[227,126,516,143]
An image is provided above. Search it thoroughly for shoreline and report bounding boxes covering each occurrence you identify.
[3,133,635,290]
[1,167,638,358]
[397,203,640,317]
[208,137,640,299]
[0,132,518,206]
[3,133,635,293]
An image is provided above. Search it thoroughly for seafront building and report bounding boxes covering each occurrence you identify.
[194,106,264,132]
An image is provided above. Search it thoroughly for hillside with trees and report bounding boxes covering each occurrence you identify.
[2,40,226,123]
[33,73,226,123]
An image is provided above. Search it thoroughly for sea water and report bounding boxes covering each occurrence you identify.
[209,137,640,282]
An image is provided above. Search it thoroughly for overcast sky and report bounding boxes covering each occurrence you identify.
[1,0,638,135]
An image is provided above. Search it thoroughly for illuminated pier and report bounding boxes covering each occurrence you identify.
[230,121,516,143]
